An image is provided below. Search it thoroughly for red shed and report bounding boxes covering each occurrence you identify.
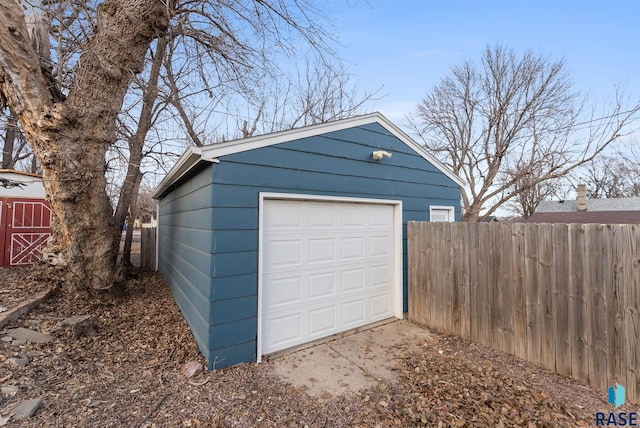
[0,170,52,266]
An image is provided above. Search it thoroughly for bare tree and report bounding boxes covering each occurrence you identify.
[0,0,333,294]
[504,171,563,218]
[409,44,640,221]
[1,107,34,170]
[580,152,640,199]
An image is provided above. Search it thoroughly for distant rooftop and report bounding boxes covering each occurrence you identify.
[529,196,640,224]
[536,197,640,213]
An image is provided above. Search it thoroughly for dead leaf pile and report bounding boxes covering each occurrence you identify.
[0,266,634,427]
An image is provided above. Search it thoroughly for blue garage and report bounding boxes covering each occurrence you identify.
[152,113,463,369]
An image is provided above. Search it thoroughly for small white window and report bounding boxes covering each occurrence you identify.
[430,206,454,222]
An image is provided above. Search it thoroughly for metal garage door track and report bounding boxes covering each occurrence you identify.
[268,319,432,398]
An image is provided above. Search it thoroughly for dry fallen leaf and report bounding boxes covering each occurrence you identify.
[181,361,203,378]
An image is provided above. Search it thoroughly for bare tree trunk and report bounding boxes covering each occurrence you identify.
[114,37,168,234]
[0,1,170,293]
[122,173,142,267]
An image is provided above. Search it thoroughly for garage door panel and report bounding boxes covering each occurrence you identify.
[266,313,303,348]
[341,237,365,260]
[309,272,336,299]
[308,238,336,263]
[342,267,365,292]
[370,265,390,287]
[262,198,397,355]
[342,299,366,326]
[341,205,365,227]
[267,239,302,268]
[267,202,303,229]
[370,235,391,257]
[309,306,337,335]
[267,276,302,307]
[367,205,394,227]
[370,293,392,317]
[308,205,335,227]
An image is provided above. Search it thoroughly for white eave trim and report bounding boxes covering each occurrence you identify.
[152,146,219,199]
[153,112,465,199]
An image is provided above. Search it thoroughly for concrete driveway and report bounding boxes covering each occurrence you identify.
[268,319,432,398]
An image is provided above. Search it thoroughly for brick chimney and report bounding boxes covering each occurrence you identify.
[577,183,587,211]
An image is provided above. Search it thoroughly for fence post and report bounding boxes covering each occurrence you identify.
[140,227,156,271]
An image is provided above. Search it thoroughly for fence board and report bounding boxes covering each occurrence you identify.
[408,221,640,404]
[468,223,480,343]
[607,225,624,387]
[627,225,640,401]
[570,224,590,385]
[450,224,462,336]
[442,224,453,334]
[552,224,571,376]
[430,223,443,331]
[511,223,527,360]
[490,225,503,352]
[408,222,427,326]
[589,224,608,392]
[525,224,541,366]
[140,227,156,271]
[478,224,491,347]
[538,224,555,372]
[500,224,515,355]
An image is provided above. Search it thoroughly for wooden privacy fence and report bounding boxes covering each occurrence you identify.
[408,221,640,403]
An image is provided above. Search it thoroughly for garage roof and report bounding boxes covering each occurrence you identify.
[152,112,465,199]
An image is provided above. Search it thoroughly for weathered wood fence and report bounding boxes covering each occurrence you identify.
[408,221,640,403]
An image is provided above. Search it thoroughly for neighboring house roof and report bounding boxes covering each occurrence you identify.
[0,169,46,199]
[152,112,465,199]
[0,169,43,179]
[528,197,640,224]
[535,198,640,213]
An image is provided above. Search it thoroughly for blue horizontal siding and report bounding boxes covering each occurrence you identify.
[158,166,215,363]
[225,144,447,182]
[208,341,255,370]
[210,274,257,300]
[211,295,257,324]
[160,260,210,357]
[210,317,256,349]
[212,230,257,253]
[213,163,456,199]
[211,207,257,230]
[160,225,214,253]
[210,251,257,277]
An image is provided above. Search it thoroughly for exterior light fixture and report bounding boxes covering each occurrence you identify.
[372,150,392,161]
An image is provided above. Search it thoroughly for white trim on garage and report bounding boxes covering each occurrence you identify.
[257,192,403,362]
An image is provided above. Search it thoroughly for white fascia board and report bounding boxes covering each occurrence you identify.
[200,113,384,159]
[152,146,219,199]
[200,112,465,188]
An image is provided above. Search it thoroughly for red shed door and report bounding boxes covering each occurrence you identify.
[0,199,6,266]
[1,199,52,266]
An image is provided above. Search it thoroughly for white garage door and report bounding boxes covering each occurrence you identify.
[260,197,399,355]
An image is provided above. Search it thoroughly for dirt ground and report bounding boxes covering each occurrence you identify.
[0,265,635,427]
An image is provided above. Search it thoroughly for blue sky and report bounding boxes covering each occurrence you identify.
[328,0,639,122]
